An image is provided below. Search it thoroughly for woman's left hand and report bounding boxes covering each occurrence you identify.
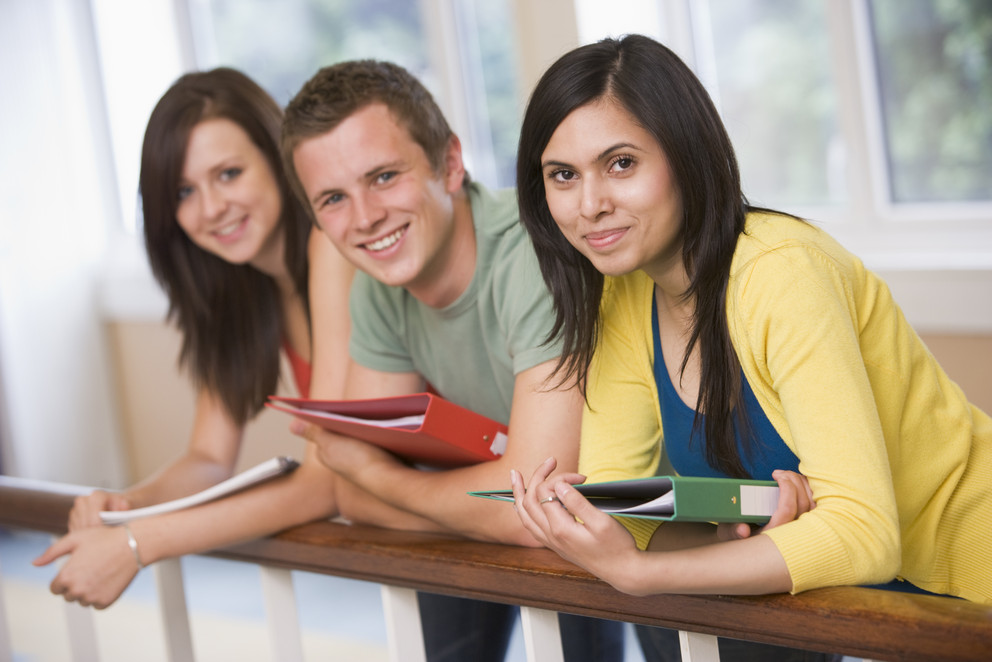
[510,457,641,586]
[32,526,141,609]
[718,469,816,541]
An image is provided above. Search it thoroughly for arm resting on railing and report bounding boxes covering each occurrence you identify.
[2,475,990,662]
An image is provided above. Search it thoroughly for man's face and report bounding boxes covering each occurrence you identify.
[294,103,465,301]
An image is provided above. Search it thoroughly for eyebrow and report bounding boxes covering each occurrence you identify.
[541,142,640,169]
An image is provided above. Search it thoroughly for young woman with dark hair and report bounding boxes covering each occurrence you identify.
[34,69,354,609]
[142,67,312,425]
[510,33,991,659]
[71,67,315,523]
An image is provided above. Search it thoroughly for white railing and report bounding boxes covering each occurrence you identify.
[3,475,991,662]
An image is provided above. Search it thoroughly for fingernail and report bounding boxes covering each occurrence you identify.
[289,420,305,435]
[555,483,569,497]
[509,469,518,485]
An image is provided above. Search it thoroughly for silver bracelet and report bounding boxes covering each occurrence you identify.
[123,523,144,569]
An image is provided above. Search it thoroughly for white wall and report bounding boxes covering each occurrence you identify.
[0,0,125,484]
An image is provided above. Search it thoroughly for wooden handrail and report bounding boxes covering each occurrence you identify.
[2,475,990,662]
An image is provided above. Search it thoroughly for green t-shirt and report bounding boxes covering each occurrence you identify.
[348,183,560,425]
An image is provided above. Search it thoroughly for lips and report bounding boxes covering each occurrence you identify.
[584,227,628,249]
[363,225,407,252]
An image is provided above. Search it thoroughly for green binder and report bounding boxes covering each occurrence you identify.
[470,475,779,524]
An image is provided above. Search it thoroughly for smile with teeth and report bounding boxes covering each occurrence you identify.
[364,226,407,252]
[215,218,246,237]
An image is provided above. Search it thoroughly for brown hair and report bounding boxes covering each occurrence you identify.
[140,67,310,424]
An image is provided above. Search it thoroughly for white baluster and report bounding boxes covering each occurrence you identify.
[0,557,13,662]
[64,597,100,661]
[46,534,101,662]
[679,630,721,662]
[154,558,195,662]
[380,585,426,662]
[259,566,304,662]
[520,606,564,662]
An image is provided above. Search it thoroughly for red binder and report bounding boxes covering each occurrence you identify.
[266,392,507,468]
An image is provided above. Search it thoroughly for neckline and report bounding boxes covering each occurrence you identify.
[652,293,698,416]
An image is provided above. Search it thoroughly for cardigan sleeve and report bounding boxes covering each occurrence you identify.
[730,240,902,592]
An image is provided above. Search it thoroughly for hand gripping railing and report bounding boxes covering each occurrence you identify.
[2,475,990,662]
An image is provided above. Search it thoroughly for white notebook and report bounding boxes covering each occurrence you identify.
[99,456,299,525]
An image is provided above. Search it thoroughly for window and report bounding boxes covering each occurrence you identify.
[699,0,841,208]
[189,0,430,106]
[187,0,521,189]
[869,0,992,204]
[574,0,992,221]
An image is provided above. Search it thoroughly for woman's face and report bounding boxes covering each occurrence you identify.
[540,98,683,282]
[175,118,284,272]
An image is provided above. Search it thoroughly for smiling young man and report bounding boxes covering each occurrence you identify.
[281,61,623,662]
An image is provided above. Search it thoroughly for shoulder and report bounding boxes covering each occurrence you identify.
[725,212,876,375]
[729,211,868,307]
[467,182,520,238]
[471,184,546,311]
[733,212,862,278]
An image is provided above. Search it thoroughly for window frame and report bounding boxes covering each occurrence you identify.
[596,0,992,266]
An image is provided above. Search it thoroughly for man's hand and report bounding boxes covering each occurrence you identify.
[289,419,402,483]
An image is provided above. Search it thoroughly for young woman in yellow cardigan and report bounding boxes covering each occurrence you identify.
[510,33,991,621]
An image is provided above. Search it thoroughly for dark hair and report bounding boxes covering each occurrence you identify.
[281,59,465,214]
[517,35,754,477]
[140,67,310,425]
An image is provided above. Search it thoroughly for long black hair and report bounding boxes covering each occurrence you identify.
[140,68,310,425]
[517,35,754,477]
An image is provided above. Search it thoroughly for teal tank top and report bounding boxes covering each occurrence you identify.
[651,296,800,479]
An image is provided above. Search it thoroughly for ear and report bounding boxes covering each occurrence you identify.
[442,134,466,194]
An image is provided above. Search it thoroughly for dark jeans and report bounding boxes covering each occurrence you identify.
[418,592,624,662]
[635,625,843,662]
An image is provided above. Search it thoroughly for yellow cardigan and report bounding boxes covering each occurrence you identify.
[581,212,992,603]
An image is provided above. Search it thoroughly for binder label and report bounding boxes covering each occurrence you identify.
[740,485,779,517]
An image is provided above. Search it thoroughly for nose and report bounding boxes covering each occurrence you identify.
[199,185,228,221]
[352,191,387,232]
[578,177,613,221]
